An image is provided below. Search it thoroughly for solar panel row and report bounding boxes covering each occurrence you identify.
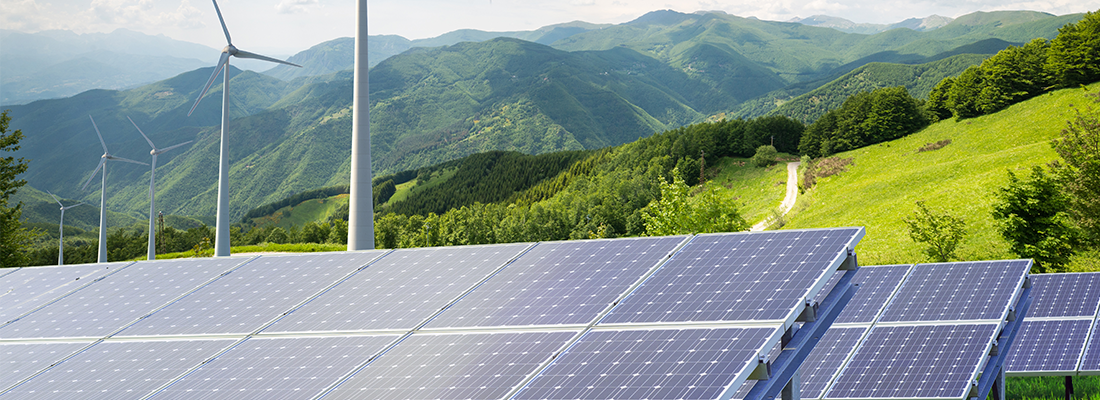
[1,228,865,400]
[1005,272,1100,377]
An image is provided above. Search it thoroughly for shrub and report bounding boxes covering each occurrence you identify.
[751,145,778,167]
[905,200,967,262]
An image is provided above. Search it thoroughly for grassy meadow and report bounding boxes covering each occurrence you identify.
[785,83,1100,266]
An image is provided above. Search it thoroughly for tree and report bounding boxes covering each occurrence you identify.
[905,200,967,262]
[992,166,1076,271]
[374,179,397,205]
[751,145,778,167]
[1047,11,1100,86]
[925,77,955,122]
[1,110,35,268]
[1052,93,1100,243]
[643,168,748,236]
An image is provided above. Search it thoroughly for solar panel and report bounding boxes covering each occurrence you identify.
[1005,319,1090,375]
[149,335,399,399]
[118,252,386,336]
[878,260,1029,323]
[1077,319,1100,373]
[1026,273,1100,318]
[1,338,236,399]
[424,236,686,328]
[601,228,861,324]
[0,263,127,326]
[0,258,250,339]
[0,342,91,392]
[800,327,867,399]
[323,331,576,400]
[513,327,775,399]
[824,324,999,400]
[263,243,530,333]
[817,265,910,324]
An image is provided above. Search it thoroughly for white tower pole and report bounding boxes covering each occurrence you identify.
[147,154,157,260]
[58,208,65,265]
[347,0,375,250]
[97,163,108,263]
[214,60,232,257]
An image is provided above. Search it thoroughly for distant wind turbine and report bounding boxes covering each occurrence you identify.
[188,0,301,257]
[47,191,84,266]
[82,116,148,263]
[128,116,192,261]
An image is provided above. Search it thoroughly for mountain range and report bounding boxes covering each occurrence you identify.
[4,9,1085,226]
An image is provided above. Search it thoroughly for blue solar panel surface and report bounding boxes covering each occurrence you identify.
[602,228,860,324]
[120,252,385,336]
[1027,273,1100,318]
[816,265,909,324]
[1,339,235,400]
[0,258,249,339]
[323,331,575,400]
[825,324,998,400]
[1005,319,1090,374]
[801,327,866,399]
[514,327,775,400]
[0,263,125,325]
[878,260,1029,323]
[1078,319,1100,372]
[425,236,685,328]
[263,244,530,332]
[150,335,398,399]
[0,342,90,392]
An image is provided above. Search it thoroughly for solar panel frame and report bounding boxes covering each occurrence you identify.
[600,228,864,327]
[116,251,387,337]
[423,236,688,329]
[877,260,1030,323]
[261,243,533,333]
[0,258,253,339]
[1005,319,1090,376]
[0,262,131,327]
[1076,319,1100,375]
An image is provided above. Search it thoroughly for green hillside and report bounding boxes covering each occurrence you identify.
[784,83,1100,265]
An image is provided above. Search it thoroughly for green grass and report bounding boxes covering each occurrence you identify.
[385,167,458,206]
[246,194,348,229]
[709,156,794,225]
[142,242,347,260]
[784,84,1100,265]
[1006,376,1100,400]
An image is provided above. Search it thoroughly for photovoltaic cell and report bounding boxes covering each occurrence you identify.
[323,331,575,400]
[514,327,775,400]
[1078,319,1100,372]
[1005,319,1090,375]
[149,335,398,399]
[878,260,1030,323]
[1,339,236,400]
[801,327,867,399]
[0,258,249,339]
[0,263,126,325]
[1026,273,1100,318]
[824,324,998,400]
[0,342,90,392]
[601,228,860,324]
[425,236,686,328]
[816,265,910,324]
[119,251,386,336]
[263,243,530,333]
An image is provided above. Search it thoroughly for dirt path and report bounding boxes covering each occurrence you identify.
[750,161,800,231]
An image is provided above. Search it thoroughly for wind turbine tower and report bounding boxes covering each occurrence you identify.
[348,0,375,250]
[188,0,301,257]
[129,116,192,260]
[47,191,83,265]
[81,116,147,263]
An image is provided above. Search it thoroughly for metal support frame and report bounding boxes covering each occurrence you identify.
[974,283,1032,400]
[1066,376,1074,400]
[743,267,858,400]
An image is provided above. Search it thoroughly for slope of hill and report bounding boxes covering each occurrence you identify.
[790,15,953,34]
[783,83,1100,265]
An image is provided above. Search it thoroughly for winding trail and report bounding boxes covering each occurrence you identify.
[750,161,800,231]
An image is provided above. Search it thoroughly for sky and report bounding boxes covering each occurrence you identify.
[3,0,1099,55]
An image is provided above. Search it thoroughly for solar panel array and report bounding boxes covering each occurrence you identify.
[792,261,1032,400]
[0,228,864,400]
[1004,272,1100,376]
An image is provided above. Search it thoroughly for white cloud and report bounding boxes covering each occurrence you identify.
[275,0,318,14]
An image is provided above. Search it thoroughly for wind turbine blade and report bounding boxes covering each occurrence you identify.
[128,116,156,149]
[47,190,62,206]
[106,155,149,166]
[88,115,108,153]
[212,0,232,44]
[156,140,193,154]
[234,50,302,67]
[82,159,106,191]
[187,53,230,117]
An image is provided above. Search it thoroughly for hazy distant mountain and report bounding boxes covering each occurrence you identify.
[790,15,953,34]
[0,28,216,105]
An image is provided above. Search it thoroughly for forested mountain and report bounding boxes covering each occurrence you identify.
[6,9,1084,226]
[790,15,953,34]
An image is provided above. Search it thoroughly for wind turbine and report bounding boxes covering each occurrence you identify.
[128,116,192,261]
[82,116,147,263]
[47,191,84,265]
[188,0,301,257]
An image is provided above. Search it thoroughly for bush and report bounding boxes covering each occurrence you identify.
[905,200,967,262]
[992,166,1076,272]
[751,145,778,167]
